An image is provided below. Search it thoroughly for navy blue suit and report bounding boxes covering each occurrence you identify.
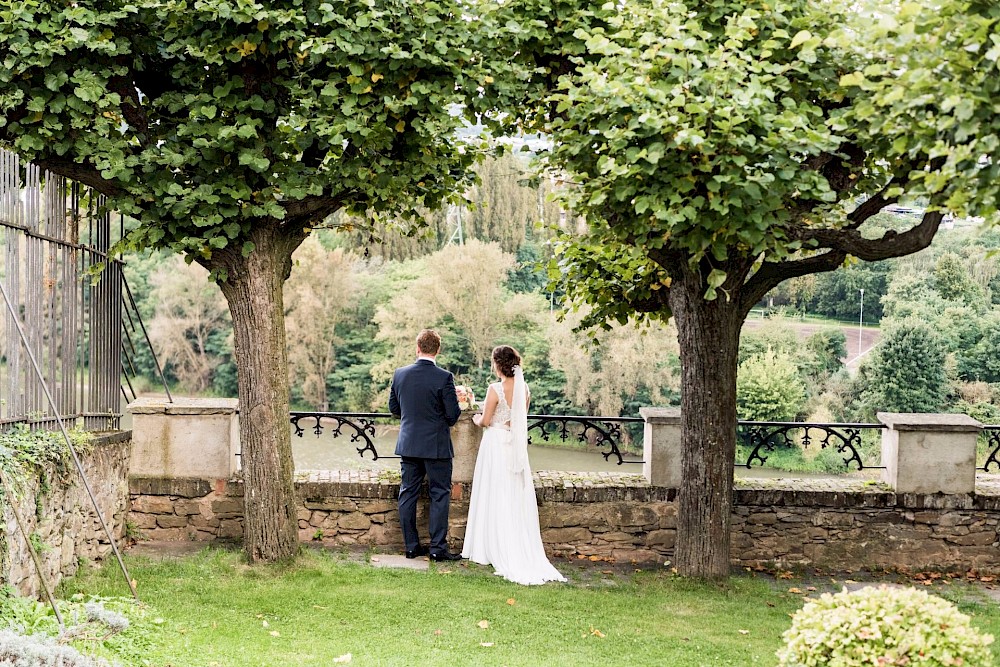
[389,358,461,555]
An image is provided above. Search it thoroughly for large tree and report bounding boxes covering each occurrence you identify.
[0,0,499,562]
[503,0,1000,576]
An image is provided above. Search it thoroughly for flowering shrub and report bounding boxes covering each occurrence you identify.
[777,585,995,666]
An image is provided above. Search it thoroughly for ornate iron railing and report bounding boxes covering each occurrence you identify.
[736,421,886,471]
[526,415,643,466]
[288,411,998,473]
[288,412,645,465]
[290,412,391,460]
[978,426,1000,473]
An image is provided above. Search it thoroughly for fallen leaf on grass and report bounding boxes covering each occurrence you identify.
[787,588,803,594]
[480,643,494,647]
[477,620,490,629]
[738,630,749,635]
[590,627,605,638]
[262,620,269,628]
[269,630,280,637]
[370,557,380,563]
[506,598,516,606]
[312,605,327,610]
[434,630,443,636]
[333,654,352,663]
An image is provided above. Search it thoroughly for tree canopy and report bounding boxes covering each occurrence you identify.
[0,0,493,261]
[0,0,509,562]
[504,0,1000,576]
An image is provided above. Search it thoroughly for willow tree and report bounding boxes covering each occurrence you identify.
[504,0,1000,576]
[0,0,498,562]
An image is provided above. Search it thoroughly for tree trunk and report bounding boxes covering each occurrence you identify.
[213,225,305,563]
[669,273,742,578]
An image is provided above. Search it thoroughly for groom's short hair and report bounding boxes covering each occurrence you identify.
[416,329,441,355]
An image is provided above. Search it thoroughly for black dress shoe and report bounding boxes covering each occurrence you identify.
[429,551,463,562]
[405,546,429,559]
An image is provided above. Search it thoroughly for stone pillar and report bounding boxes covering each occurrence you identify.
[877,412,982,495]
[451,411,481,484]
[640,407,682,488]
[128,397,240,479]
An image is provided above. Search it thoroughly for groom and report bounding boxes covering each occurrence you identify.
[388,329,463,561]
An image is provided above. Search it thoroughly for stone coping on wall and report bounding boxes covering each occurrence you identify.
[877,412,984,432]
[128,396,239,415]
[276,470,1000,507]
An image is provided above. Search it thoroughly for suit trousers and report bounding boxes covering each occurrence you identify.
[399,456,452,554]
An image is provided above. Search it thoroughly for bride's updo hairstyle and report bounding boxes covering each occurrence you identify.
[492,345,522,378]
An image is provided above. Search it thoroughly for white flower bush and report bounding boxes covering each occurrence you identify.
[777,585,995,667]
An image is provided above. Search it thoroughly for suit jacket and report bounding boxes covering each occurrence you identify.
[389,359,462,459]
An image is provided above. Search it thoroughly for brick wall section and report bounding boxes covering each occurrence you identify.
[2,433,131,597]
[129,471,1000,572]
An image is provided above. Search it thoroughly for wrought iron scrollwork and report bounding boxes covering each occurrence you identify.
[526,415,643,466]
[979,427,1000,472]
[290,412,396,460]
[736,421,883,471]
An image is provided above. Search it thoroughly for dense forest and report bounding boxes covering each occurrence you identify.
[124,154,1000,426]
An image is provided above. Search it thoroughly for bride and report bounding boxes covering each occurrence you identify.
[461,345,566,585]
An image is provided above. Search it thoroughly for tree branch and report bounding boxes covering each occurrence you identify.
[742,208,943,316]
[740,250,848,315]
[281,193,352,227]
[30,159,127,198]
[796,210,943,260]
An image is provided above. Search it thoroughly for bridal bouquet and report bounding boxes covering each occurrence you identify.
[455,385,477,411]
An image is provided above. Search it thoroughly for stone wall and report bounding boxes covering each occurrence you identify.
[1,433,131,597]
[128,470,1000,573]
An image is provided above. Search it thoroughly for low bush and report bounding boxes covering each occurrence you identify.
[777,585,995,666]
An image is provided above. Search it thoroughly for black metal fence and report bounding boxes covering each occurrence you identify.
[736,421,886,471]
[979,426,1000,473]
[291,412,1000,474]
[0,148,167,431]
[289,412,645,465]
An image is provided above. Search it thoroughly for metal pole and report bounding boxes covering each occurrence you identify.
[0,276,139,601]
[858,288,865,359]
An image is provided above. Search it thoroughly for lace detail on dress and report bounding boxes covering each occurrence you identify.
[491,382,512,427]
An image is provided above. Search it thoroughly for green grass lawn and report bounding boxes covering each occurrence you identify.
[56,547,1000,667]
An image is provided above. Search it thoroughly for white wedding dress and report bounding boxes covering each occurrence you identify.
[461,372,566,585]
